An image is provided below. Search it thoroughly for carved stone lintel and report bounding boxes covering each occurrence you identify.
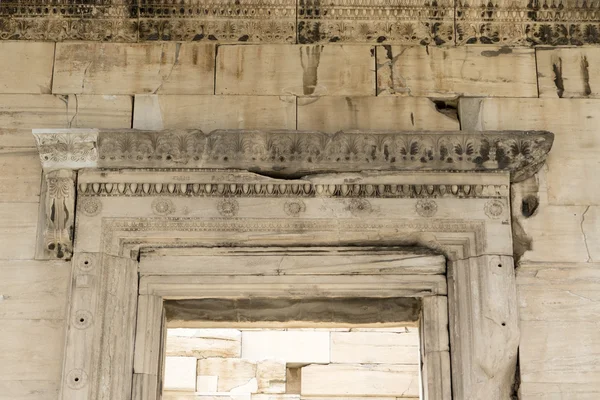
[38,169,76,259]
[32,129,553,182]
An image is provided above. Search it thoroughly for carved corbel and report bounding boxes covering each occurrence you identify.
[32,129,98,259]
[39,170,76,259]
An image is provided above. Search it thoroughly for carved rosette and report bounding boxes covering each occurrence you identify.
[152,198,176,216]
[484,199,505,219]
[284,200,306,217]
[416,199,438,218]
[217,198,239,217]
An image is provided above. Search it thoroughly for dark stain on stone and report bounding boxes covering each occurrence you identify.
[581,55,592,96]
[329,37,340,42]
[300,46,322,95]
[410,112,415,126]
[521,195,539,218]
[208,35,218,40]
[370,48,375,57]
[192,46,198,65]
[376,36,387,43]
[238,35,249,42]
[481,46,512,57]
[425,45,430,56]
[552,56,564,98]
[174,42,181,64]
[383,44,393,61]
[193,34,205,41]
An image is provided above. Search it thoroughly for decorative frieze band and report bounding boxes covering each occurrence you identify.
[78,181,508,199]
[2,0,598,45]
[33,129,553,182]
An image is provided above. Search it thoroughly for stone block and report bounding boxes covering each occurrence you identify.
[166,328,241,358]
[376,46,537,98]
[252,396,300,400]
[241,331,330,364]
[0,130,41,203]
[0,203,38,260]
[458,97,600,206]
[198,358,257,392]
[0,95,132,129]
[216,45,375,96]
[297,96,459,133]
[133,95,296,131]
[0,319,65,381]
[0,380,59,400]
[537,48,600,98]
[164,356,197,391]
[519,321,600,390]
[300,364,420,396]
[0,42,55,94]
[330,331,419,364]
[0,260,69,319]
[256,359,286,393]
[197,375,218,392]
[53,43,215,95]
[164,394,251,400]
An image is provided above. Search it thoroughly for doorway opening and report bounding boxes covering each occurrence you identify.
[160,297,423,399]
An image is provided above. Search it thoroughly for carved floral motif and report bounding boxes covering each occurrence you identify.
[78,197,102,217]
[217,198,239,217]
[152,198,176,216]
[484,199,505,219]
[347,198,373,216]
[284,200,306,216]
[415,199,438,217]
[33,130,98,170]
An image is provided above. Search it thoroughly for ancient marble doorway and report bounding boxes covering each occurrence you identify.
[31,128,554,400]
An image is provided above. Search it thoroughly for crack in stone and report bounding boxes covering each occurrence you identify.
[581,205,592,262]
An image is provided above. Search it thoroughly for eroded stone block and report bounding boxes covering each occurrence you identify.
[330,331,419,364]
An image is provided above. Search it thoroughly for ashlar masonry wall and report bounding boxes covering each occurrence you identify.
[0,41,599,399]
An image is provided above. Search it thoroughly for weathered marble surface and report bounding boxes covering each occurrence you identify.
[537,48,600,98]
[216,45,375,96]
[0,42,55,94]
[53,43,215,95]
[376,46,537,98]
